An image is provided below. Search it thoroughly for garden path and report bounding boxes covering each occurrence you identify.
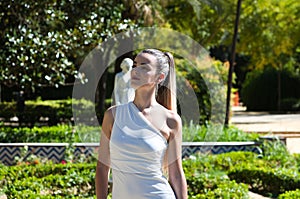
[249,191,273,199]
[231,106,300,154]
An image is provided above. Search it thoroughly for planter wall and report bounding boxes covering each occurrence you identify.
[182,142,262,158]
[0,142,262,166]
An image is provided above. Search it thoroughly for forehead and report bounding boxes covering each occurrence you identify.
[134,53,157,64]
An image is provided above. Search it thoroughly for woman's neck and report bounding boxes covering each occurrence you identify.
[133,88,158,111]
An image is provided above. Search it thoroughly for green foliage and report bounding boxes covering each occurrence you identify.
[183,151,259,174]
[0,98,97,125]
[0,122,258,143]
[238,0,300,69]
[226,140,299,198]
[183,151,256,198]
[0,163,97,198]
[161,0,300,110]
[162,0,236,48]
[182,141,300,198]
[1,0,300,116]
[261,140,298,169]
[279,189,300,199]
[0,124,100,143]
[163,0,300,72]
[293,153,300,169]
[186,172,249,199]
[0,0,135,91]
[228,166,300,198]
[182,122,260,142]
[1,148,300,198]
[176,59,227,124]
[0,158,249,199]
[241,66,300,111]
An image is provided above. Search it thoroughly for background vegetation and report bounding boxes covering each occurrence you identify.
[1,0,299,123]
[0,122,259,143]
[1,1,300,198]
[1,141,300,198]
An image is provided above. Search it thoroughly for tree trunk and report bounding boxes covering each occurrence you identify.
[96,68,108,122]
[225,0,242,126]
[277,69,281,111]
[96,42,114,123]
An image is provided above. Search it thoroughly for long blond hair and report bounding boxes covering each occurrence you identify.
[141,49,177,176]
[141,49,177,112]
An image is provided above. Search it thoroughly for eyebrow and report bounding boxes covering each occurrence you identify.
[133,61,150,65]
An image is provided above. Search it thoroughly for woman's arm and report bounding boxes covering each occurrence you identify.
[95,108,114,199]
[167,114,188,199]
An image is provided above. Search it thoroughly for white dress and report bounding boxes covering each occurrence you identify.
[110,102,176,199]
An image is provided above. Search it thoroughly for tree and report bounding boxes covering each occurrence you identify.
[0,0,135,94]
[238,0,300,68]
[225,0,242,126]
[162,0,300,113]
[161,0,235,49]
[0,0,140,121]
[238,0,300,110]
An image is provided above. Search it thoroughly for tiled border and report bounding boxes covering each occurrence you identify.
[182,142,262,157]
[0,142,262,166]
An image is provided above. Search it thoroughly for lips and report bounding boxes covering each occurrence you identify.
[131,76,140,80]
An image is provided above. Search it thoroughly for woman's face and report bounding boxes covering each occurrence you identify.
[131,53,159,89]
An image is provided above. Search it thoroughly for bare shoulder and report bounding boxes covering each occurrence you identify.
[166,110,182,132]
[101,105,117,137]
[104,105,117,119]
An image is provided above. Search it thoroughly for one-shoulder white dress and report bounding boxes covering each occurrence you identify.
[110,102,176,199]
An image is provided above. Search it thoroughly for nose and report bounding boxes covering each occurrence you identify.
[131,67,138,75]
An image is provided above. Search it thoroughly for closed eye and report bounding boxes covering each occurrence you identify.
[132,62,151,70]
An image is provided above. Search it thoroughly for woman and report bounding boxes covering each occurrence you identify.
[95,49,188,199]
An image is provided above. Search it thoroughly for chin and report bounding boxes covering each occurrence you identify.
[130,82,138,89]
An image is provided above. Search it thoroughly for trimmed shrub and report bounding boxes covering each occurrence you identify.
[183,151,260,174]
[2,150,300,198]
[186,172,249,199]
[183,149,300,198]
[228,166,300,198]
[182,122,260,142]
[278,189,300,199]
[0,99,97,126]
[241,67,300,111]
[0,160,250,199]
[0,124,100,143]
[223,140,300,197]
[1,163,97,199]
[0,123,258,143]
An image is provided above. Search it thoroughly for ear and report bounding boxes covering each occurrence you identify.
[157,73,165,84]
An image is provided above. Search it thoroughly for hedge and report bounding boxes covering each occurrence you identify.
[228,166,300,198]
[186,172,249,199]
[182,122,260,142]
[0,163,97,199]
[0,99,99,126]
[183,151,261,174]
[183,146,300,198]
[278,189,300,199]
[1,150,299,198]
[0,123,260,143]
[241,67,300,111]
[0,125,101,143]
[0,161,249,199]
